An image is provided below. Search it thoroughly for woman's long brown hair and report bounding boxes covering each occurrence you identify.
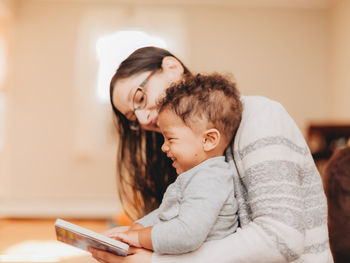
[110,46,190,219]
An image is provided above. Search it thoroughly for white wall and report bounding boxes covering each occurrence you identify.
[185,5,330,129]
[1,1,121,217]
[0,0,344,218]
[0,0,11,205]
[329,0,350,121]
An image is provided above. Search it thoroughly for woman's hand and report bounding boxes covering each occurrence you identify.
[90,247,152,263]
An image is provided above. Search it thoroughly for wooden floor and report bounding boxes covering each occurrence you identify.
[0,218,110,263]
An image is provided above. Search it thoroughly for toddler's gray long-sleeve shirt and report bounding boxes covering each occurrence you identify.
[136,156,238,254]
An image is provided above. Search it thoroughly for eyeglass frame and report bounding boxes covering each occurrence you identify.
[128,71,155,131]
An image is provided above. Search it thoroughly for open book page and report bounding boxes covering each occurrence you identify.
[55,219,129,257]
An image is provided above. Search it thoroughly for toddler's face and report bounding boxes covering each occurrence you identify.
[158,109,206,175]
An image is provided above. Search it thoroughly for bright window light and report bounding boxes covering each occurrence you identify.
[96,30,167,103]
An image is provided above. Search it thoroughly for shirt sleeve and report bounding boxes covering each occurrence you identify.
[135,208,160,227]
[151,169,233,254]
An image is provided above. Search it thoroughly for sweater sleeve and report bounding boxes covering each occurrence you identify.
[152,225,285,263]
[135,208,160,227]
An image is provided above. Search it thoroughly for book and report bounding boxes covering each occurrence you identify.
[55,219,129,256]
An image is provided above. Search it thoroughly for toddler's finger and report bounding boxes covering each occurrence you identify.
[109,232,124,239]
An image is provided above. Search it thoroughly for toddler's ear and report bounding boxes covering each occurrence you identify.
[202,128,221,152]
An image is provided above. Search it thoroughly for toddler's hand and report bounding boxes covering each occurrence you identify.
[111,230,141,248]
[102,225,130,238]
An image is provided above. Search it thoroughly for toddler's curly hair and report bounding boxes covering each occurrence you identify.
[157,73,243,144]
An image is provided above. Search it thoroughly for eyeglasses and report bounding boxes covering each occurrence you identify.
[128,72,154,131]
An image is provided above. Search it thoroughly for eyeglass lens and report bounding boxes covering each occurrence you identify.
[133,88,147,111]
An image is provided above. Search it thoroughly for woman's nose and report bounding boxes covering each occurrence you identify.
[135,109,151,125]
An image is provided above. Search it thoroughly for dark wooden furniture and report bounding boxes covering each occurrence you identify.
[307,124,350,170]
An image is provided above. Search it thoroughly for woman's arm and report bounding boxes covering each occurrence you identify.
[91,225,285,263]
[153,226,286,263]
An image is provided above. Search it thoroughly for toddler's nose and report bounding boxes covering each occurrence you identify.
[161,143,169,153]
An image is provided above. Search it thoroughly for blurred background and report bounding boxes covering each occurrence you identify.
[0,0,349,262]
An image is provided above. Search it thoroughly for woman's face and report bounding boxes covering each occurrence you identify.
[112,57,184,132]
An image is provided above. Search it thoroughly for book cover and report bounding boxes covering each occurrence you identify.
[55,219,129,257]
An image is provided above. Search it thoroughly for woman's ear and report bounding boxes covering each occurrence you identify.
[161,56,184,79]
[202,128,221,152]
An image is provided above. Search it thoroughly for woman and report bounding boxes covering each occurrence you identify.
[90,46,333,263]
